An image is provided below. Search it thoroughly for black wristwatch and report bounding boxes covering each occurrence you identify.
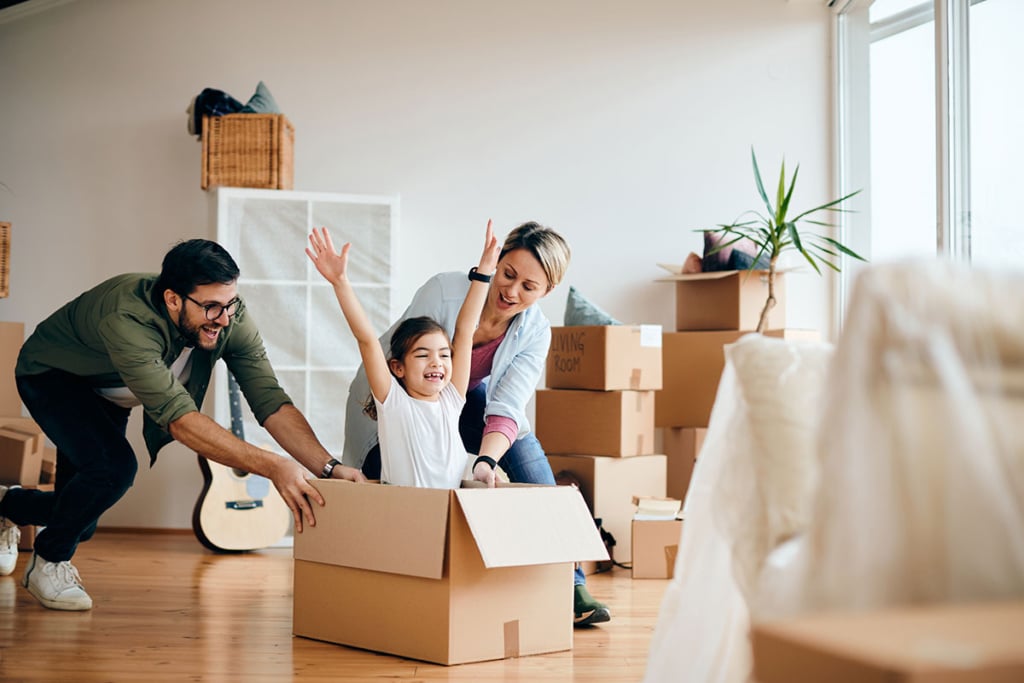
[468,267,492,283]
[320,458,341,479]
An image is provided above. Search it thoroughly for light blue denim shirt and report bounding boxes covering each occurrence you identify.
[342,271,552,468]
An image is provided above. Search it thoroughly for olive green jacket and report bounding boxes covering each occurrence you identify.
[15,273,291,463]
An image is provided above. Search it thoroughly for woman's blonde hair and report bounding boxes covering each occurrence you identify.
[499,221,571,291]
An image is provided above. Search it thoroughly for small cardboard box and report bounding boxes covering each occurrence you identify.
[547,454,667,563]
[536,389,655,457]
[656,329,818,428]
[752,601,1024,683]
[0,321,24,417]
[631,518,683,579]
[663,427,705,502]
[293,480,608,665]
[546,325,663,391]
[0,428,42,485]
[40,445,57,484]
[661,270,787,332]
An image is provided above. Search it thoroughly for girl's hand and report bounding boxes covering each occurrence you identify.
[306,227,350,285]
[477,219,501,276]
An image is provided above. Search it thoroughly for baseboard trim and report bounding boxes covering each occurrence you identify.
[96,526,194,536]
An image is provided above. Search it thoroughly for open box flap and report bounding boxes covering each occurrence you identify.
[293,480,451,579]
[454,485,610,569]
[655,267,797,283]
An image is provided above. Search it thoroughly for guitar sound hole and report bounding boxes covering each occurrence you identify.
[231,468,251,478]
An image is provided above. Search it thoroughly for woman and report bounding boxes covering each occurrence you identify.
[342,220,611,626]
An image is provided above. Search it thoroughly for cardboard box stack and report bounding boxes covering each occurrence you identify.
[537,325,668,566]
[0,321,53,549]
[655,270,818,503]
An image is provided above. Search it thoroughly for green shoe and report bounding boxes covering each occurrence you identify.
[573,584,611,627]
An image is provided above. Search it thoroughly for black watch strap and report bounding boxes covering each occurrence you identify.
[320,458,341,479]
[468,267,492,283]
[474,455,498,471]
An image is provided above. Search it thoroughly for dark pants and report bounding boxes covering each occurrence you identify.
[1,370,137,562]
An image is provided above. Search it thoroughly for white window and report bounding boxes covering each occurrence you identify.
[833,0,1023,322]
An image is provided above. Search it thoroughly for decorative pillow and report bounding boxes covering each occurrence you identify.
[702,231,770,272]
[564,286,622,326]
[240,81,281,114]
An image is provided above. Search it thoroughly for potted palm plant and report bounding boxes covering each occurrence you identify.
[704,148,866,333]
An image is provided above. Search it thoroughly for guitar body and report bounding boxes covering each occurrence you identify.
[192,456,292,553]
[192,371,292,553]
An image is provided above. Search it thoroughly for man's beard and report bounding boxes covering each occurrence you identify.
[179,316,220,350]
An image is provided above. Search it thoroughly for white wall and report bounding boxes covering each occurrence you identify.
[0,0,837,529]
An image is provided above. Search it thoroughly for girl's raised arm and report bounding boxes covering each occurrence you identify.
[306,227,392,405]
[451,220,500,398]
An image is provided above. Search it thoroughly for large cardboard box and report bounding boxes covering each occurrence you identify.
[293,480,608,665]
[661,269,787,332]
[547,454,667,563]
[663,427,705,502]
[546,325,663,391]
[631,518,683,579]
[0,321,24,417]
[656,329,818,428]
[536,389,655,457]
[752,601,1024,682]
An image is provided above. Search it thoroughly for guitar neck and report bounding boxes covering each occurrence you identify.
[227,371,245,441]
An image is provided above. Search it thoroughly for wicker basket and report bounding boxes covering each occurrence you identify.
[201,114,294,190]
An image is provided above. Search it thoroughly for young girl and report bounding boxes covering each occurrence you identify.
[306,222,500,488]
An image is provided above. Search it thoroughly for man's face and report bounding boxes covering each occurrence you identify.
[169,282,239,351]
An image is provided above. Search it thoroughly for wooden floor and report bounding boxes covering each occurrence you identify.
[0,531,668,682]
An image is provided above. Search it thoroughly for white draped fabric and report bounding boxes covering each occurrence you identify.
[643,261,1024,683]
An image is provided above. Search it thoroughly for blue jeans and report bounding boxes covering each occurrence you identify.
[363,382,586,586]
[1,370,137,562]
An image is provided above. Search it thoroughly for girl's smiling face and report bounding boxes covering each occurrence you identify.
[390,330,452,400]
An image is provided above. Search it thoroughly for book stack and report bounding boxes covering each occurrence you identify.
[631,495,683,579]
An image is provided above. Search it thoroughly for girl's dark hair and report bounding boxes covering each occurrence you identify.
[363,316,449,420]
[153,239,240,305]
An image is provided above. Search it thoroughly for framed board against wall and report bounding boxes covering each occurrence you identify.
[1,222,10,298]
[209,188,399,454]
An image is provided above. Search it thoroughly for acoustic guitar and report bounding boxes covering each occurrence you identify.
[191,372,292,552]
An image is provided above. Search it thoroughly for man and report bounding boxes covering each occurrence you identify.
[0,239,365,611]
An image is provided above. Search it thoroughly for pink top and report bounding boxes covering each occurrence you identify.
[469,331,518,446]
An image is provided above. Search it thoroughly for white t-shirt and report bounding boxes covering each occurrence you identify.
[375,375,469,489]
[96,347,194,408]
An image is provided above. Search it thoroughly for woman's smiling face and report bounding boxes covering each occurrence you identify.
[486,248,550,321]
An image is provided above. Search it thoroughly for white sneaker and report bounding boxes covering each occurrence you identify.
[0,485,19,577]
[0,521,20,577]
[22,553,93,611]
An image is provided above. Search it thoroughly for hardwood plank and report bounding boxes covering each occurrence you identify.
[0,532,667,681]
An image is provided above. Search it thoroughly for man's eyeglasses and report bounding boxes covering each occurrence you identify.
[183,294,241,321]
